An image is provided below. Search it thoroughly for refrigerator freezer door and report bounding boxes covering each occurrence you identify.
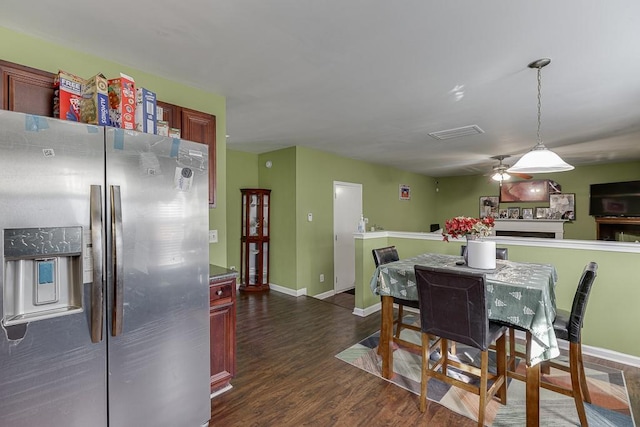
[105,129,210,427]
[0,112,108,426]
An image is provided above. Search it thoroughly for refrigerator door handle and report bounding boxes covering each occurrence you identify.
[90,185,104,343]
[111,185,124,337]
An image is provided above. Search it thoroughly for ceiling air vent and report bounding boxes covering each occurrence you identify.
[428,125,484,140]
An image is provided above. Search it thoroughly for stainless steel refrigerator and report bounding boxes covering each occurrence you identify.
[0,110,211,427]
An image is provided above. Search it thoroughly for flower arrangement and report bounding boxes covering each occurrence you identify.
[442,216,495,242]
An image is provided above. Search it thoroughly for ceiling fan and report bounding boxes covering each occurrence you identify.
[489,155,532,183]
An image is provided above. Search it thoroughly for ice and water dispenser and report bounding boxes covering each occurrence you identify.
[3,227,84,326]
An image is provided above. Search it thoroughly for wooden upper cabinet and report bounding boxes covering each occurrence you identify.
[157,100,217,207]
[156,100,181,130]
[0,60,55,116]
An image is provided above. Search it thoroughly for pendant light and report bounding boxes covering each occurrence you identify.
[507,58,574,174]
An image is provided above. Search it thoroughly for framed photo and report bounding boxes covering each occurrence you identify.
[500,180,550,203]
[535,207,550,219]
[522,208,534,219]
[479,196,499,218]
[499,209,508,219]
[549,193,576,220]
[399,184,411,200]
[507,207,520,219]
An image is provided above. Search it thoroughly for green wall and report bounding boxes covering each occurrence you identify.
[226,146,437,295]
[435,161,640,240]
[226,150,260,270]
[0,26,228,265]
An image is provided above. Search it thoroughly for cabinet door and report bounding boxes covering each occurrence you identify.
[155,100,181,129]
[0,60,55,116]
[182,108,217,207]
[209,302,236,392]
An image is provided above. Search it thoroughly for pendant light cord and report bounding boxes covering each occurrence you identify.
[536,66,543,145]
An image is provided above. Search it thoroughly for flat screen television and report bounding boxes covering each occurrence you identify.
[589,180,640,217]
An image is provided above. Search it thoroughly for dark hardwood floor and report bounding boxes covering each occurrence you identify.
[210,291,640,426]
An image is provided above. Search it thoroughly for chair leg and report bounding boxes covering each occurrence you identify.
[577,342,592,403]
[569,342,589,427]
[442,338,449,376]
[508,327,517,372]
[496,334,508,405]
[478,350,489,427]
[420,332,429,413]
[395,304,404,339]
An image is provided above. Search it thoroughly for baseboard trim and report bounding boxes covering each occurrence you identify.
[313,289,335,300]
[268,283,307,297]
[512,329,640,368]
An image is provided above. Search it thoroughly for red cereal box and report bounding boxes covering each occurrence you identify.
[53,70,84,122]
[107,73,135,129]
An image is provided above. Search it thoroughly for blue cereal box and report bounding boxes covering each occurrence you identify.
[81,73,109,126]
[135,87,157,134]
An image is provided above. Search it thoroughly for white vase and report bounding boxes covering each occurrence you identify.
[466,240,497,269]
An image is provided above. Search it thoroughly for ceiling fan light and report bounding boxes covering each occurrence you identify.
[507,144,574,173]
[491,171,510,181]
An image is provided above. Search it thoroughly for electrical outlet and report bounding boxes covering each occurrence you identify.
[364,217,369,224]
[209,230,218,243]
[319,274,325,282]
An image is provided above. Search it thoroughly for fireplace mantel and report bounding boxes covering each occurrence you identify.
[493,219,567,239]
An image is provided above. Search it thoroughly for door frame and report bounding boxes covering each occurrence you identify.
[333,181,363,294]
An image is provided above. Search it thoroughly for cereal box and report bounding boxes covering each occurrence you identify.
[157,120,169,136]
[53,70,84,122]
[135,88,157,134]
[169,128,181,139]
[108,73,135,129]
[80,73,109,126]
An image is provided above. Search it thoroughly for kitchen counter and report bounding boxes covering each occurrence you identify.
[209,264,238,281]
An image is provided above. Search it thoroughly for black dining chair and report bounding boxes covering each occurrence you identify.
[508,262,598,427]
[415,266,507,426]
[372,246,421,351]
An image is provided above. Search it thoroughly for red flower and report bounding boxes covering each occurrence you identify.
[442,216,494,241]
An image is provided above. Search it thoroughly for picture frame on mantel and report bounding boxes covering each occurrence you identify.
[508,207,520,219]
[536,207,550,219]
[522,208,534,219]
[500,180,551,203]
[549,193,576,220]
[479,196,499,218]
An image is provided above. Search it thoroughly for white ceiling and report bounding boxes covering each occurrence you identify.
[3,1,640,177]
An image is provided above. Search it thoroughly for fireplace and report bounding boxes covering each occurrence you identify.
[493,220,566,239]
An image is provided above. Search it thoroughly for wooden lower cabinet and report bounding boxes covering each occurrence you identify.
[209,275,237,394]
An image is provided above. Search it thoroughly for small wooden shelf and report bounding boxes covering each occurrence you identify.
[595,217,640,241]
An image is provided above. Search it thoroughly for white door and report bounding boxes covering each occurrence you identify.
[333,181,363,293]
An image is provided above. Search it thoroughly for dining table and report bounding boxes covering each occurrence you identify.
[370,252,559,427]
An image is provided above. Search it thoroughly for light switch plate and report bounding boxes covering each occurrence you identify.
[307,213,313,222]
[209,230,218,243]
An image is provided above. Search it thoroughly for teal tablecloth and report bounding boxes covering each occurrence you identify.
[370,253,559,365]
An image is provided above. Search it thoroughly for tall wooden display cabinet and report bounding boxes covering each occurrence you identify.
[240,188,271,291]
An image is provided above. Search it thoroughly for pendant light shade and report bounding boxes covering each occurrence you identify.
[507,58,574,174]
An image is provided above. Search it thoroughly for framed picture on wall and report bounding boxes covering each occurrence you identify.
[522,208,534,219]
[500,180,550,203]
[507,207,520,219]
[549,193,576,220]
[399,184,411,200]
[479,196,499,218]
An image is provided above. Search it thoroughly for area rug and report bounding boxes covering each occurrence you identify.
[336,316,635,426]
